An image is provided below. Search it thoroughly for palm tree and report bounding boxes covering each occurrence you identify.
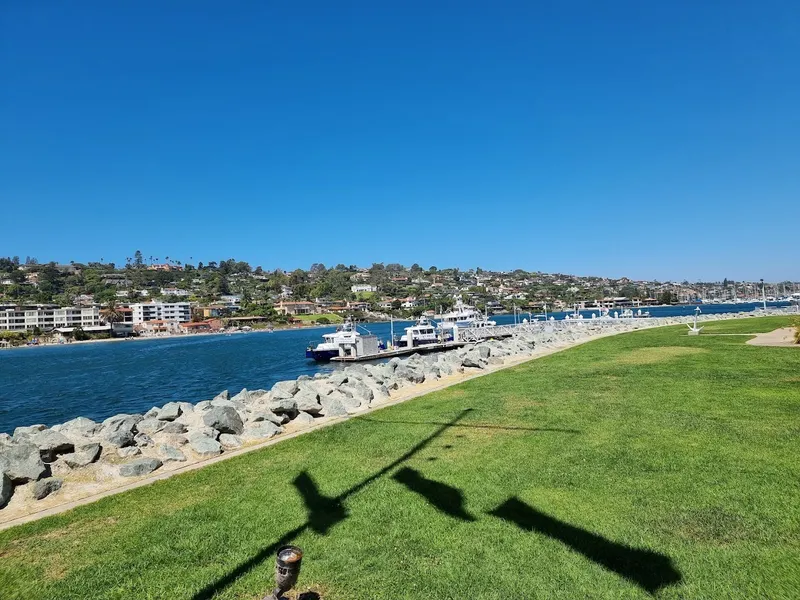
[101,299,124,332]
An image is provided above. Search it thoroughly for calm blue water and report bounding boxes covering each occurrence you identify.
[0,302,789,433]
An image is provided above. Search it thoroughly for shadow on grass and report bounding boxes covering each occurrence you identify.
[191,409,671,599]
[393,467,475,521]
[489,497,682,594]
[191,408,475,600]
[360,417,581,434]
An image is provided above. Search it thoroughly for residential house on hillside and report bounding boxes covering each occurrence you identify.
[160,287,191,297]
[275,301,317,316]
[351,284,377,293]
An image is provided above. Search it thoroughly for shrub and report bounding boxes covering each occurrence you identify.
[793,318,800,344]
[316,317,331,325]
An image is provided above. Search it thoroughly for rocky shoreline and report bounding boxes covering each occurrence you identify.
[0,309,791,522]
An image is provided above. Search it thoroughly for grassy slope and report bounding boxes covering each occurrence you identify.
[293,313,344,324]
[1,316,798,600]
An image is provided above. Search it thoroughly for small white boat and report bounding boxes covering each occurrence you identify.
[306,318,360,361]
[433,296,486,328]
[396,315,442,347]
[305,318,385,361]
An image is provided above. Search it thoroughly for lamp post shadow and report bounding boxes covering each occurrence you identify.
[488,497,682,594]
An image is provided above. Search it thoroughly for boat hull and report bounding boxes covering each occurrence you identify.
[305,348,340,361]
[394,338,442,348]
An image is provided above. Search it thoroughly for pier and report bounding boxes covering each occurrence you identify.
[330,341,466,362]
[330,318,633,361]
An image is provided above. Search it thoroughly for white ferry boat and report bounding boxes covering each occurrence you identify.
[395,315,443,348]
[435,297,485,328]
[306,318,384,361]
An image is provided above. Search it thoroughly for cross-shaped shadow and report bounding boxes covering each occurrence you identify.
[191,408,475,600]
[393,467,475,521]
[292,472,347,535]
[488,497,682,594]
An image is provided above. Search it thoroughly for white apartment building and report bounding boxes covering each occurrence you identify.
[0,305,102,331]
[129,301,191,324]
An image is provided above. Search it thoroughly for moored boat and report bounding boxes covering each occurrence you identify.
[305,318,385,361]
[395,315,443,348]
[305,318,360,361]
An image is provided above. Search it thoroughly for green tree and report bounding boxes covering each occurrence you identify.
[101,299,124,328]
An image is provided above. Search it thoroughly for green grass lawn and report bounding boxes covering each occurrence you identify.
[1,316,798,599]
[293,313,344,324]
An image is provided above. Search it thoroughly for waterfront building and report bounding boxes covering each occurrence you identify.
[135,319,183,335]
[275,301,317,316]
[129,301,191,324]
[0,304,102,331]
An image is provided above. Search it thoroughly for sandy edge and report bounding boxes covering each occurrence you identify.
[746,327,798,347]
[0,315,775,531]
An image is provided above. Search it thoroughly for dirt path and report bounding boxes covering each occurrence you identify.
[746,327,798,347]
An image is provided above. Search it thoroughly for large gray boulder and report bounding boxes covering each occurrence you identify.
[293,390,322,415]
[117,446,141,458]
[395,364,425,384]
[160,433,188,447]
[341,381,374,404]
[329,371,349,386]
[0,433,11,447]
[157,443,187,463]
[32,477,63,500]
[202,406,244,435]
[319,396,348,418]
[0,443,48,484]
[178,402,195,415]
[161,421,187,434]
[194,426,220,440]
[158,402,182,421]
[102,414,140,448]
[242,422,282,441]
[289,412,316,428]
[462,352,486,369]
[62,443,101,469]
[30,430,74,462]
[210,397,236,409]
[477,345,492,359]
[188,434,222,457]
[268,396,297,414]
[247,409,286,425]
[119,458,162,477]
[12,424,47,442]
[270,380,298,400]
[134,433,154,447]
[218,434,243,450]
[230,389,252,404]
[0,472,11,508]
[212,390,230,402]
[56,417,100,439]
[136,418,166,436]
[422,365,441,380]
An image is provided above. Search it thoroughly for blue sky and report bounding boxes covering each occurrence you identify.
[1,1,798,281]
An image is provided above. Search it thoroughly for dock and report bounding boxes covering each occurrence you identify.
[330,341,467,362]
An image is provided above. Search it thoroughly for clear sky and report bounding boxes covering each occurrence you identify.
[1,1,798,281]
